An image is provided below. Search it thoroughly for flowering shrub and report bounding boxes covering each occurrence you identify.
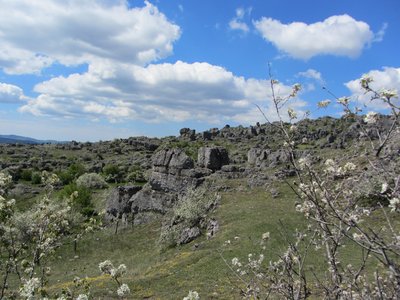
[183,290,200,300]
[223,71,400,299]
[99,260,130,298]
[76,172,108,189]
[0,172,77,299]
[0,172,13,202]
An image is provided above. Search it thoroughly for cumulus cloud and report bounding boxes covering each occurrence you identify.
[254,15,375,59]
[345,67,400,110]
[0,83,27,103]
[229,7,251,33]
[1,0,305,127]
[20,61,304,124]
[0,0,180,74]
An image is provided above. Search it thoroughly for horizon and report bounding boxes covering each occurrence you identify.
[0,0,399,142]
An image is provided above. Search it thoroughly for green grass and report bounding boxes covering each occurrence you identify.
[6,178,398,299]
[38,181,309,299]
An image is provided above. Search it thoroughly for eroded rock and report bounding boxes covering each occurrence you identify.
[197,147,229,171]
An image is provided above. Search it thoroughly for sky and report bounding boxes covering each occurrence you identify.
[0,0,399,142]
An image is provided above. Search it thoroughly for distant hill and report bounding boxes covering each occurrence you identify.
[0,134,67,144]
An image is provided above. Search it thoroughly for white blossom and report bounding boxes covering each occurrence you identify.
[232,257,240,266]
[183,290,200,300]
[381,183,389,193]
[317,100,331,108]
[290,83,302,97]
[287,108,297,119]
[262,232,270,241]
[337,97,350,105]
[19,278,40,300]
[298,157,311,170]
[380,89,398,99]
[364,111,378,124]
[389,197,400,212]
[360,74,373,89]
[343,162,356,173]
[117,283,130,297]
[324,159,336,173]
[0,172,12,188]
[99,260,114,275]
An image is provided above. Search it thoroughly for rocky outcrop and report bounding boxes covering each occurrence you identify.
[105,186,142,223]
[127,148,221,225]
[247,148,271,167]
[150,148,204,193]
[198,147,229,171]
[179,128,196,141]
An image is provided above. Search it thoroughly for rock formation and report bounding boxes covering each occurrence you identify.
[105,147,229,226]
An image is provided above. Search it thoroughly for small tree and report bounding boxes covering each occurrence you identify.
[223,69,400,299]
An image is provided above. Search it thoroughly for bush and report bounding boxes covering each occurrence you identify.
[59,183,95,217]
[158,185,220,249]
[103,164,124,183]
[31,172,42,184]
[58,163,86,185]
[20,169,33,181]
[76,173,108,189]
[126,165,146,183]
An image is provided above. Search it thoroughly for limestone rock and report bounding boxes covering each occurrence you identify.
[178,226,201,245]
[179,128,196,141]
[247,148,271,167]
[152,148,194,170]
[130,186,176,214]
[105,186,142,223]
[197,147,229,171]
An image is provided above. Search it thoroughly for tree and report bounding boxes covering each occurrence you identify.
[223,70,400,299]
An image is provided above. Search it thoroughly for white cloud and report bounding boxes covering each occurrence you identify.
[0,83,27,103]
[254,15,375,59]
[19,60,305,125]
[297,69,324,83]
[373,23,388,43]
[229,7,251,33]
[345,67,400,110]
[0,0,180,74]
[1,0,307,127]
[229,19,250,33]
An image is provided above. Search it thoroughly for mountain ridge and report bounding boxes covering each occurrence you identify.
[0,134,68,144]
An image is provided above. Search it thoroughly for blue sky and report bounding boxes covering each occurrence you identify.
[0,0,399,141]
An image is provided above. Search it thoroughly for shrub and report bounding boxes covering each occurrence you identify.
[59,183,94,217]
[103,164,124,183]
[126,166,146,183]
[158,185,220,249]
[58,163,86,185]
[31,172,42,184]
[76,173,108,189]
[20,169,33,181]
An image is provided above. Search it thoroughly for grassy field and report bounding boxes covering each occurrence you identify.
[40,180,306,299]
[7,177,395,299]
